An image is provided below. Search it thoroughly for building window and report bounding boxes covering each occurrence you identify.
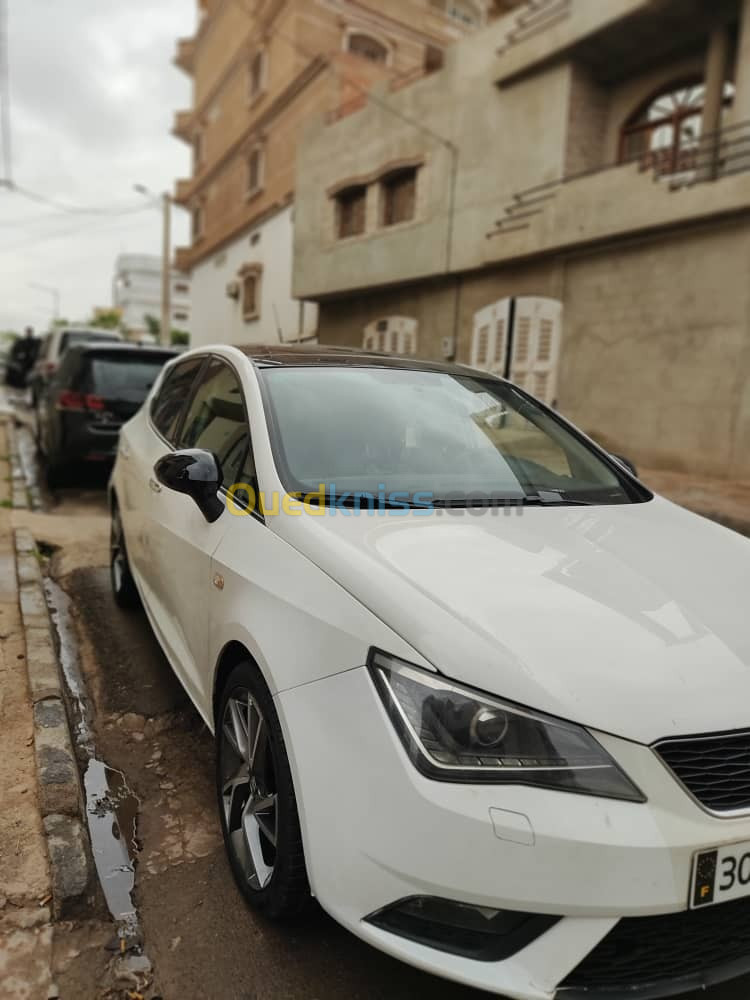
[239,265,262,321]
[248,50,267,101]
[619,78,734,175]
[381,167,418,227]
[192,203,204,240]
[424,45,444,73]
[174,282,189,294]
[247,146,265,196]
[429,0,482,27]
[336,185,367,239]
[347,33,389,64]
[173,311,189,322]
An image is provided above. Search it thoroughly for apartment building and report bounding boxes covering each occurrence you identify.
[293,0,750,480]
[112,254,192,339]
[172,0,511,347]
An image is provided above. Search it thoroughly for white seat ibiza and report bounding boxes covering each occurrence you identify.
[109,344,750,999]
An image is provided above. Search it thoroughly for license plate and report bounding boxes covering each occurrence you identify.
[691,841,750,908]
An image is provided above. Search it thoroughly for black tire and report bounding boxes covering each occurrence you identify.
[216,661,310,919]
[110,504,139,608]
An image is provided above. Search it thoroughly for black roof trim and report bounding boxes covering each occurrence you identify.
[237,343,488,378]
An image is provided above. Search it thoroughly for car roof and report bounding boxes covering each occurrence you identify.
[234,343,483,378]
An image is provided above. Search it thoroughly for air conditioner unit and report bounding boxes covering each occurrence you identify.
[226,280,240,299]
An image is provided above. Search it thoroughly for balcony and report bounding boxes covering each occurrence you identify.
[173,178,193,206]
[484,120,750,265]
[172,110,194,142]
[174,37,196,75]
[174,246,193,273]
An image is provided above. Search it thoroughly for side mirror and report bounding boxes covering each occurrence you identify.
[154,449,224,523]
[611,453,638,478]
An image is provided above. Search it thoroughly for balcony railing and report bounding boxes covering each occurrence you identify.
[489,119,750,237]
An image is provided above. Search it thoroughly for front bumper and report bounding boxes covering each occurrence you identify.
[276,666,750,999]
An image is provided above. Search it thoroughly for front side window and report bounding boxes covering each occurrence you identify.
[381,168,417,227]
[150,357,205,444]
[178,359,255,491]
[260,367,646,507]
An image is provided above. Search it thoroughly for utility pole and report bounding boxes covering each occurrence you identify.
[135,184,173,346]
[160,192,171,347]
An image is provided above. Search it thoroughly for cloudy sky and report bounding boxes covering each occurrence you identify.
[0,0,195,332]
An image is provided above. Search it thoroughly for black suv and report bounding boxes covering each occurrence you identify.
[37,342,177,484]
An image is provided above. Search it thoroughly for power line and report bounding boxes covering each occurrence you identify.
[0,0,11,184]
[4,181,157,216]
[0,204,154,255]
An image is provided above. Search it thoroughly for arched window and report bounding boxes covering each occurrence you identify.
[347,33,389,64]
[619,78,734,175]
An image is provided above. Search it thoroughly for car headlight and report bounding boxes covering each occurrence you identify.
[368,651,645,802]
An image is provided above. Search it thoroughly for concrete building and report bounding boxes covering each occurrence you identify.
[294,0,750,480]
[171,0,515,348]
[112,254,192,339]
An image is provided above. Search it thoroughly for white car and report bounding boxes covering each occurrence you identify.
[110,344,750,999]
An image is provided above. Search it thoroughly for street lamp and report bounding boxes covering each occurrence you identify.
[28,282,60,323]
[134,184,172,347]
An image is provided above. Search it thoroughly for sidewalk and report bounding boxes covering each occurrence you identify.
[0,423,54,999]
[642,468,750,537]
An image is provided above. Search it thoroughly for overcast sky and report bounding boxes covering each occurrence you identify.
[0,0,195,332]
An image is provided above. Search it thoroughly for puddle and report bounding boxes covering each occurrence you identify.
[44,578,95,756]
[44,577,145,947]
[84,759,141,941]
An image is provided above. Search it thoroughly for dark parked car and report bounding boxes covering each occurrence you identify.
[5,333,42,388]
[37,342,177,485]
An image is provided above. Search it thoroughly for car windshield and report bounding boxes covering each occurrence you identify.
[89,355,171,401]
[60,330,119,352]
[260,367,645,507]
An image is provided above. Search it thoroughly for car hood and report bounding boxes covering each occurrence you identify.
[277,496,750,744]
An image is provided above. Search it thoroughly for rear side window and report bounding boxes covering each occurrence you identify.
[150,357,205,444]
[88,354,174,401]
[59,330,119,353]
[178,359,255,491]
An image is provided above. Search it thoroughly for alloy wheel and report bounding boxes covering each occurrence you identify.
[220,688,278,890]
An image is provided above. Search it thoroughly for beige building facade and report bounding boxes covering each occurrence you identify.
[293,0,750,479]
[172,0,510,346]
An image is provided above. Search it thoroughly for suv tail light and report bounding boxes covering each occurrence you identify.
[56,391,106,412]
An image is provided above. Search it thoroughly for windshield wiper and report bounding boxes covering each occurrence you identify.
[520,491,593,506]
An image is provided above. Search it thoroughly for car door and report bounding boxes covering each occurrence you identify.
[146,356,255,714]
[122,355,207,609]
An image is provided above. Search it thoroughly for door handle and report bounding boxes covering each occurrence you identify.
[149,478,162,494]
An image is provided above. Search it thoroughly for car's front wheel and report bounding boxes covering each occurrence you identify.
[216,662,309,918]
[110,505,139,608]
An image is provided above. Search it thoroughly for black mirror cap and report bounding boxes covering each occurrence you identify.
[611,453,638,478]
[154,449,224,523]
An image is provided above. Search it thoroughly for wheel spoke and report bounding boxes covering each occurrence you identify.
[220,689,278,892]
[227,696,250,761]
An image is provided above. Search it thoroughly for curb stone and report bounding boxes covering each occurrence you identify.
[13,526,92,918]
[5,418,29,510]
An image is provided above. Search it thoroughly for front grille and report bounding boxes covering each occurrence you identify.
[655,730,750,813]
[562,896,750,992]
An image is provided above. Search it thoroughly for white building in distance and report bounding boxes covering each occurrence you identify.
[113,254,192,340]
